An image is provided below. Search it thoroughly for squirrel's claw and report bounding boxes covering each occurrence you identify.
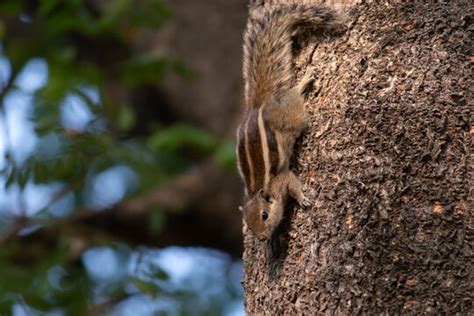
[298,66,317,95]
[300,195,312,209]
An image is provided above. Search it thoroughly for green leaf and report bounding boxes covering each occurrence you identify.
[5,168,15,188]
[116,105,135,131]
[122,54,170,85]
[172,59,195,80]
[38,0,60,16]
[147,125,217,152]
[214,142,237,171]
[131,277,160,296]
[147,263,168,281]
[18,168,30,189]
[0,2,21,16]
[96,0,132,31]
[33,161,49,183]
[128,0,173,29]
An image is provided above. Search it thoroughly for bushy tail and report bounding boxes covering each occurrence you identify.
[243,3,342,108]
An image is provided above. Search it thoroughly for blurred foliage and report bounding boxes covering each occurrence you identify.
[0,0,240,315]
[0,240,243,315]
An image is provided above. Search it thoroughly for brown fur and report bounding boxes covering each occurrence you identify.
[242,171,310,241]
[243,3,341,107]
[236,3,341,240]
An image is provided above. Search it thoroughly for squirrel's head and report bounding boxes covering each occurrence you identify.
[240,189,284,241]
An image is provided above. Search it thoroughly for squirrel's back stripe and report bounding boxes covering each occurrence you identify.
[257,107,270,189]
[265,124,279,176]
[246,110,265,194]
[236,121,250,195]
[237,109,284,196]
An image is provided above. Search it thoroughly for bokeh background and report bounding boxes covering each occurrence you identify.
[0,1,248,315]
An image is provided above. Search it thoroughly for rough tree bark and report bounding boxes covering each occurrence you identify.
[243,0,472,314]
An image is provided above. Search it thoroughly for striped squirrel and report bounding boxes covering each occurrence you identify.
[236,3,341,241]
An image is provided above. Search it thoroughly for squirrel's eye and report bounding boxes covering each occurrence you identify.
[261,211,269,221]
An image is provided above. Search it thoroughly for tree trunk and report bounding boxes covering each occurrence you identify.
[242,1,473,314]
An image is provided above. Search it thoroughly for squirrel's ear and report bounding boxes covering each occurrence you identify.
[238,206,243,212]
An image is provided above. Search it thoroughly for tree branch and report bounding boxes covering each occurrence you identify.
[0,160,243,254]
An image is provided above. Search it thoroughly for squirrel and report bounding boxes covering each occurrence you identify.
[236,3,342,241]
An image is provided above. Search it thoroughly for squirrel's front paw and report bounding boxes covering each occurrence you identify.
[303,66,317,84]
[298,66,317,95]
[300,195,312,209]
